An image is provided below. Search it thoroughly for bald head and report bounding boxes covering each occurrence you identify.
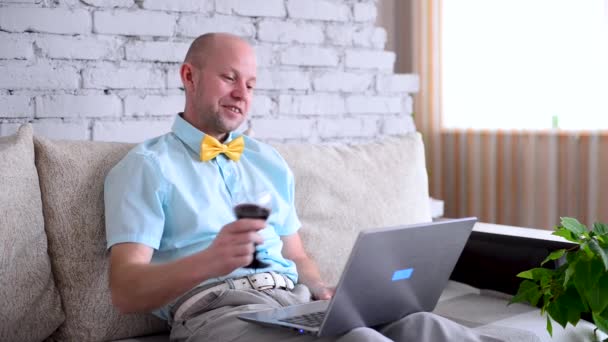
[184,33,253,69]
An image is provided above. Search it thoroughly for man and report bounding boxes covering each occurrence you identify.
[105,33,499,341]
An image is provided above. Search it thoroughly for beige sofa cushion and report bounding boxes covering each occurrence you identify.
[0,125,64,342]
[34,137,168,341]
[274,133,432,285]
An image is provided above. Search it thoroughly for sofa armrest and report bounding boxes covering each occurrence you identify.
[450,222,576,295]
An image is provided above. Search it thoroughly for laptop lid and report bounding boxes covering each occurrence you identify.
[318,217,477,336]
[238,218,477,337]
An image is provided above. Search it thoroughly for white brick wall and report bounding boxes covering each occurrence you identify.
[83,64,165,89]
[141,0,212,12]
[286,0,349,22]
[35,35,124,61]
[216,0,286,18]
[0,7,91,35]
[93,11,176,37]
[0,1,419,143]
[258,21,324,44]
[124,95,185,116]
[0,63,80,89]
[125,41,190,63]
[281,46,339,66]
[0,96,33,118]
[279,94,345,115]
[0,33,33,59]
[36,94,122,118]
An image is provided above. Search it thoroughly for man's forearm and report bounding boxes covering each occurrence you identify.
[110,249,216,313]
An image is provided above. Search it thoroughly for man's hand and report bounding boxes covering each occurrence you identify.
[308,283,335,300]
[206,218,266,275]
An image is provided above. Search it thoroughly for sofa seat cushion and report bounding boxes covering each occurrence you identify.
[436,281,605,341]
[274,133,432,285]
[0,124,64,342]
[34,136,168,341]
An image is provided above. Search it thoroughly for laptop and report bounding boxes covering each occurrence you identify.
[238,217,477,337]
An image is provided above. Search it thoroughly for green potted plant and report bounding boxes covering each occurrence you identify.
[511,217,608,340]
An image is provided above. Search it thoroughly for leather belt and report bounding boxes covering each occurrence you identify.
[172,272,295,322]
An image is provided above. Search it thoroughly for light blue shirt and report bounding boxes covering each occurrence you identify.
[104,114,301,320]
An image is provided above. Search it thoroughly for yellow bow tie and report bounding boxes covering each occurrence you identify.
[200,135,245,162]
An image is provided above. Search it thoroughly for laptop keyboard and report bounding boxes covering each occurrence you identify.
[279,311,326,327]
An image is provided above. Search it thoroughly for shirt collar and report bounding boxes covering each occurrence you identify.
[171,113,237,156]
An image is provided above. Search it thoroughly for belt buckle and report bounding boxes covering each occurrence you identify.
[247,274,275,291]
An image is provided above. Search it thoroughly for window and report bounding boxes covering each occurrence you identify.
[442,0,608,130]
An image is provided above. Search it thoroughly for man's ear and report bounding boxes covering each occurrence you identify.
[180,63,196,92]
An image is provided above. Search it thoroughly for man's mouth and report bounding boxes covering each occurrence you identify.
[223,105,242,114]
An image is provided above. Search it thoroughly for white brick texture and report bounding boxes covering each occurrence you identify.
[0,7,91,35]
[286,0,349,22]
[125,41,190,63]
[318,117,377,138]
[345,50,395,71]
[167,66,183,89]
[382,114,416,135]
[254,45,276,67]
[177,15,255,38]
[353,2,377,22]
[257,69,310,90]
[250,94,273,116]
[279,94,344,115]
[124,95,185,116]
[36,95,122,118]
[83,65,165,89]
[81,0,134,8]
[0,33,32,59]
[33,120,89,140]
[92,119,173,142]
[94,11,176,37]
[0,0,418,142]
[377,74,420,93]
[0,96,33,118]
[346,96,401,114]
[313,71,373,92]
[251,118,314,140]
[0,63,80,89]
[258,20,324,44]
[281,46,339,67]
[216,0,286,17]
[141,0,212,12]
[35,35,124,61]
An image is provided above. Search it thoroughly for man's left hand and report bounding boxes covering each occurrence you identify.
[309,284,335,300]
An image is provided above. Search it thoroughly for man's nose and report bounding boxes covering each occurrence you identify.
[231,81,249,101]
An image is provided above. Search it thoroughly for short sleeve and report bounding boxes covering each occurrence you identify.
[104,152,167,250]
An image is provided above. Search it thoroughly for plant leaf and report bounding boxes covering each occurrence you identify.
[593,312,608,336]
[516,267,553,281]
[561,217,588,236]
[560,286,586,326]
[590,238,608,271]
[594,222,608,235]
[547,298,569,328]
[546,315,553,337]
[511,280,542,307]
[542,249,566,266]
[553,228,579,243]
[574,259,608,312]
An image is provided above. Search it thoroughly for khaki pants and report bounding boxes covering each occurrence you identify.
[169,284,503,342]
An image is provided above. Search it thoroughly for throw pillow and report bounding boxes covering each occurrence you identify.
[274,133,432,285]
[0,124,64,342]
[34,137,168,341]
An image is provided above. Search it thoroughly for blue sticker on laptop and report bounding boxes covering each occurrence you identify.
[392,268,414,281]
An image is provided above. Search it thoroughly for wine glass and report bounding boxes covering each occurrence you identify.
[232,190,272,269]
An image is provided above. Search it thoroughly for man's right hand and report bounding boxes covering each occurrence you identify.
[205,218,266,275]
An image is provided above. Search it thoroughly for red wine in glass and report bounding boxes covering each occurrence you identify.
[234,203,271,269]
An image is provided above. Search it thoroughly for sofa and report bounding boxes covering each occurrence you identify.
[0,124,603,341]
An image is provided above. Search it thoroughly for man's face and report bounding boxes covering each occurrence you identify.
[186,38,257,139]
